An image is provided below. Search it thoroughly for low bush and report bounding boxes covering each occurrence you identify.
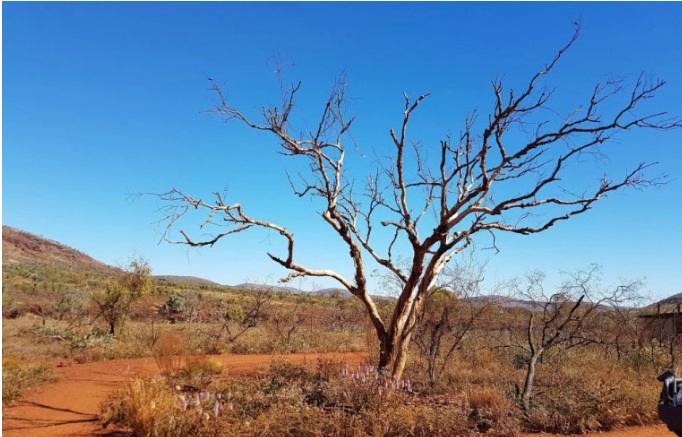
[153,331,189,376]
[524,353,658,434]
[100,359,518,436]
[100,376,219,437]
[2,357,55,403]
[175,357,225,389]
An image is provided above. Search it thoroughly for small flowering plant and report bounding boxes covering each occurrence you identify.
[175,385,232,420]
[332,363,413,413]
[169,362,415,421]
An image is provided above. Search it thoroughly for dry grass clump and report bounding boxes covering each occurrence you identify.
[523,352,659,434]
[464,387,520,436]
[151,331,225,389]
[102,346,660,437]
[100,376,220,437]
[175,357,225,389]
[100,359,514,436]
[404,340,661,435]
[2,357,56,403]
[224,327,278,354]
[247,402,474,437]
[153,331,190,376]
[417,348,512,394]
[2,316,72,359]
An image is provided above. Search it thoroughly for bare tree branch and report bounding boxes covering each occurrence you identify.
[149,25,680,379]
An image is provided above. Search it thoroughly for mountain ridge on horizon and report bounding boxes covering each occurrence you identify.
[3,225,679,307]
[1,225,348,295]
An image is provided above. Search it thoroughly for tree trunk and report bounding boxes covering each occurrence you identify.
[427,354,437,386]
[521,352,541,413]
[378,330,412,380]
[427,331,442,386]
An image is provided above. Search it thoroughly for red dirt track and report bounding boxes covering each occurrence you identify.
[2,352,673,437]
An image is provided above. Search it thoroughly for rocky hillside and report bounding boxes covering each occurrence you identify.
[2,226,116,274]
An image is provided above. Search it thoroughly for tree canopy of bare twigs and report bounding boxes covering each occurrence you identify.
[151,26,680,378]
[508,265,644,412]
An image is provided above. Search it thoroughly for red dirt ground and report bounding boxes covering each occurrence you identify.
[2,352,674,437]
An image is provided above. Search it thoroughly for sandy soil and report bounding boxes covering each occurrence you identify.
[2,352,673,437]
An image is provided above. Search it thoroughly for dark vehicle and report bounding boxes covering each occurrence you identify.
[659,371,682,436]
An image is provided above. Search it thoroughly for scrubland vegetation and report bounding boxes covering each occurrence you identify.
[2,253,677,435]
[95,321,663,436]
[1,357,55,403]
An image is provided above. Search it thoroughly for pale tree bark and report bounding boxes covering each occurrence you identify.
[151,26,680,380]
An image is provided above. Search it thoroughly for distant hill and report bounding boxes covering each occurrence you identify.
[468,294,619,312]
[312,288,353,298]
[654,292,682,307]
[232,284,395,300]
[6,226,644,309]
[1,227,351,295]
[468,295,545,311]
[154,275,224,288]
[231,283,303,294]
[8,226,661,310]
[230,284,378,298]
[2,226,117,274]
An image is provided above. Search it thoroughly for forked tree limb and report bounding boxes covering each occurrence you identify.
[150,25,680,378]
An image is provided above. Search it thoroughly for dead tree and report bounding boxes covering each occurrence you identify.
[153,26,680,379]
[512,266,642,413]
[215,287,271,344]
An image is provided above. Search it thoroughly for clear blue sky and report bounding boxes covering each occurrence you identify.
[3,2,681,300]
